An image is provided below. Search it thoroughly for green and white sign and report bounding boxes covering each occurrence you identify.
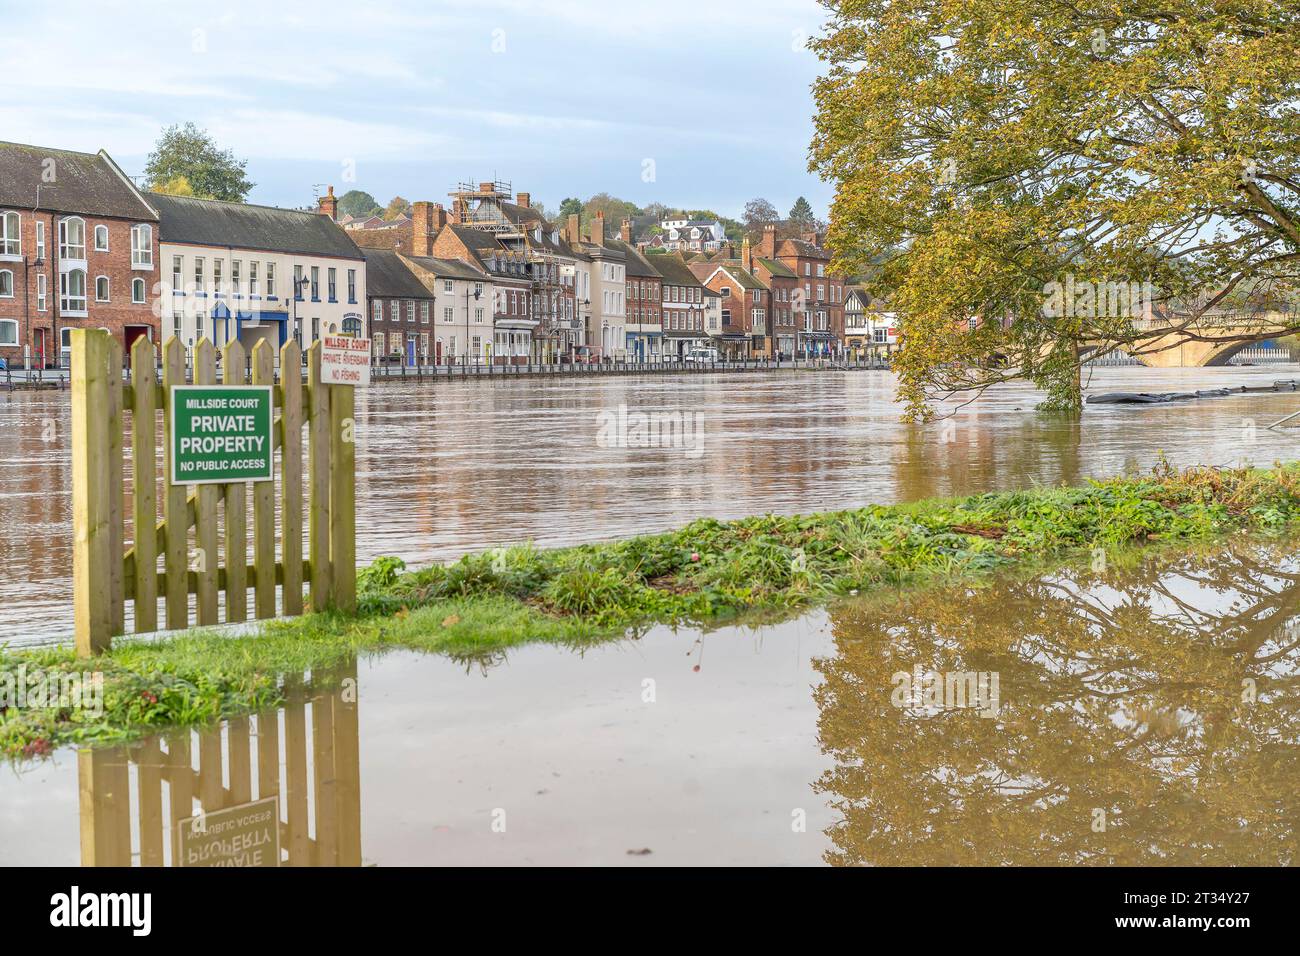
[169,385,274,485]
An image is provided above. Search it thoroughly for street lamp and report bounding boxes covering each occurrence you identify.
[292,274,310,354]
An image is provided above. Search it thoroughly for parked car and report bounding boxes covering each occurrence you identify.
[684,348,719,364]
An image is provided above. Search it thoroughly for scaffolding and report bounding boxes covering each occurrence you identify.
[448,180,517,234]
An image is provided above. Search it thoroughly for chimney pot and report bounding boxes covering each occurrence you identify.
[318,185,339,221]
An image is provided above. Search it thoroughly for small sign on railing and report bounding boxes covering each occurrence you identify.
[321,336,371,386]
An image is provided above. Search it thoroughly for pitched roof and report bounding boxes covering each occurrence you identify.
[606,238,659,278]
[0,141,157,220]
[650,253,705,289]
[404,255,487,282]
[361,249,434,299]
[780,237,829,259]
[151,193,363,259]
[756,257,796,279]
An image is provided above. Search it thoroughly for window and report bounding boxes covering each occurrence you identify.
[35,221,45,260]
[475,308,484,323]
[373,301,382,326]
[328,268,337,302]
[406,300,415,322]
[0,212,19,256]
[0,270,12,296]
[443,307,454,323]
[132,277,146,304]
[294,265,304,300]
[194,257,205,294]
[95,276,110,302]
[59,217,86,259]
[266,262,275,297]
[343,316,362,336]
[0,319,16,345]
[421,302,430,324]
[37,273,47,311]
[310,266,320,300]
[311,317,319,341]
[347,268,356,303]
[94,225,109,252]
[374,333,385,357]
[172,255,183,292]
[61,269,87,313]
[232,260,242,296]
[443,279,453,294]
[213,259,223,295]
[131,224,153,267]
[390,301,400,321]
[249,261,259,296]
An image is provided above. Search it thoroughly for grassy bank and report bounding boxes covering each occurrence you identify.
[5,461,1300,759]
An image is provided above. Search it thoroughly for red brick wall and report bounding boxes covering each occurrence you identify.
[0,211,158,368]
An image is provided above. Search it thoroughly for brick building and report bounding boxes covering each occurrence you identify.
[608,220,662,361]
[648,253,707,359]
[0,142,159,369]
[361,248,436,365]
[755,224,844,356]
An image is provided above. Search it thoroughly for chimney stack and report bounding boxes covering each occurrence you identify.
[566,214,581,245]
[411,201,441,257]
[516,192,531,209]
[590,211,604,247]
[759,223,777,259]
[318,185,338,221]
[621,218,633,243]
[742,235,752,272]
[479,181,495,193]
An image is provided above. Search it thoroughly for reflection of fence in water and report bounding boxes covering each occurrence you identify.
[78,665,360,867]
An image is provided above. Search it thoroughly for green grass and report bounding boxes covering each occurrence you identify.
[5,460,1300,760]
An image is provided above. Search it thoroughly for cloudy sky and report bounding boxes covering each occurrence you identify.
[2,0,835,219]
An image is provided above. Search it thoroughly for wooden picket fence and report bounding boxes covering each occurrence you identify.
[70,329,356,657]
[78,665,361,867]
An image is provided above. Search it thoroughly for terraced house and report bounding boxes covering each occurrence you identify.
[609,220,662,361]
[649,253,708,360]
[153,189,366,358]
[0,142,159,369]
[755,225,844,356]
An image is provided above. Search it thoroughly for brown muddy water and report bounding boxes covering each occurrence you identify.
[5,366,1300,645]
[2,535,1296,866]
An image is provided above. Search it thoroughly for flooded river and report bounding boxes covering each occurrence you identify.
[3,534,1296,865]
[5,365,1300,645]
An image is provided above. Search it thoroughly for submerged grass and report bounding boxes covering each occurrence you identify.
[5,461,1300,760]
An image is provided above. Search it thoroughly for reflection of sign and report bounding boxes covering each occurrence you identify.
[169,386,274,486]
[321,335,371,386]
[176,796,280,867]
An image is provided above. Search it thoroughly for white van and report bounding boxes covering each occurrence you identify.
[684,347,719,364]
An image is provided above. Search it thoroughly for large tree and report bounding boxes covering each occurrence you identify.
[788,196,816,227]
[145,123,253,203]
[810,0,1300,417]
[338,189,381,219]
[742,197,780,234]
[382,196,412,220]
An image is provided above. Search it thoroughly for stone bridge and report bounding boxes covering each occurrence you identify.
[1078,310,1300,368]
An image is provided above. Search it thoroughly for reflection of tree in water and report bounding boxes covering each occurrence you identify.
[813,538,1300,865]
